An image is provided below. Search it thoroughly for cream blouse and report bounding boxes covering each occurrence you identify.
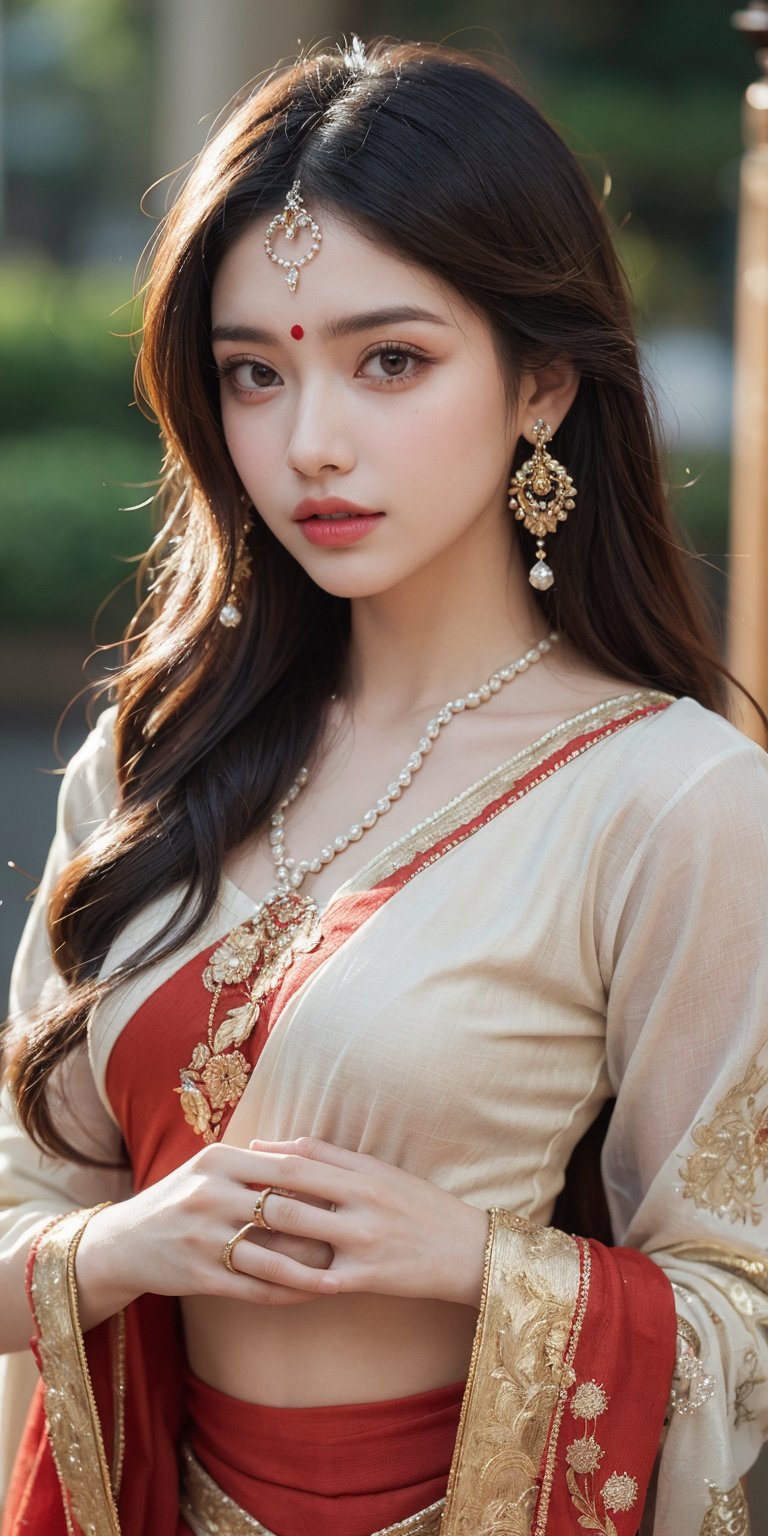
[2,692,768,1534]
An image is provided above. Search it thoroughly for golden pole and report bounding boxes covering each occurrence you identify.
[728,6,768,743]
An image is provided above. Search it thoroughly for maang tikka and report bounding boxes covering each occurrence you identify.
[264,180,322,293]
[508,419,577,591]
[219,513,252,628]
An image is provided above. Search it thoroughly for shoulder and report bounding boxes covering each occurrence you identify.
[577,695,768,925]
[595,693,768,834]
[57,703,119,845]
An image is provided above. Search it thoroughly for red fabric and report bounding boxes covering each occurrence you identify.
[2,1295,183,1536]
[536,1238,677,1534]
[184,1369,465,1536]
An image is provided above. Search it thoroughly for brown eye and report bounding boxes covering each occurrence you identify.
[234,362,279,389]
[359,344,427,385]
[379,350,409,376]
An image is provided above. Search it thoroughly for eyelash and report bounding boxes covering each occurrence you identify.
[216,342,429,397]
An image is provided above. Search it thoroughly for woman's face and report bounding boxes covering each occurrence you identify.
[211,208,528,600]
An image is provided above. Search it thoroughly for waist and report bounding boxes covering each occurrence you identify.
[183,1369,465,1536]
[182,1291,478,1406]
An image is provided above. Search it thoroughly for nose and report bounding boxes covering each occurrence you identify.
[285,380,356,477]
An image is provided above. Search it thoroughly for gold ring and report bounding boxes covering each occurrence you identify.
[251,1187,276,1231]
[221,1222,258,1275]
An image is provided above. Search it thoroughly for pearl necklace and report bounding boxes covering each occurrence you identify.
[259,632,559,911]
[177,629,559,1146]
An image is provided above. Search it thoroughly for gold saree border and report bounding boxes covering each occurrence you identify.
[341,690,674,895]
[664,1239,768,1301]
[30,1204,122,1536]
[698,1481,750,1535]
[180,1446,445,1536]
[441,1210,585,1536]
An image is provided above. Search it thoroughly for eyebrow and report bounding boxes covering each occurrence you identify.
[210,305,450,346]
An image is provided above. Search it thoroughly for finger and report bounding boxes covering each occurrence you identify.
[249,1136,371,1174]
[258,1189,337,1243]
[225,1231,341,1295]
[218,1270,328,1307]
[241,1147,355,1204]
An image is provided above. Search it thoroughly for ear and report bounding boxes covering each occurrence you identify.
[518,360,579,442]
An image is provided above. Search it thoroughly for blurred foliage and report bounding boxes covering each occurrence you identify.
[0,427,157,630]
[0,261,157,630]
[0,260,144,433]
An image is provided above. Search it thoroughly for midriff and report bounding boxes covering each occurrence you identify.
[182,1291,479,1406]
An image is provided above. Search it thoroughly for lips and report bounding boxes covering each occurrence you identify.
[293,497,381,522]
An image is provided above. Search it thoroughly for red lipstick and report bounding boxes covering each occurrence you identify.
[293,497,384,547]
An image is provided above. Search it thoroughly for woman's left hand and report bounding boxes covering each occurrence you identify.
[241,1135,490,1309]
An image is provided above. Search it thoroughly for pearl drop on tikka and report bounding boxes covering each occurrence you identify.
[266,633,560,902]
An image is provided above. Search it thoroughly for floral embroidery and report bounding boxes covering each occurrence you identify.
[670,1316,716,1416]
[734,1347,764,1429]
[442,1213,584,1536]
[564,1379,638,1534]
[566,1435,604,1474]
[679,1049,768,1226]
[602,1474,639,1514]
[30,1209,123,1536]
[176,893,322,1142]
[571,1380,609,1419]
[700,1480,750,1535]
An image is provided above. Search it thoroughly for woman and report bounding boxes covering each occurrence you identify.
[1,36,767,1536]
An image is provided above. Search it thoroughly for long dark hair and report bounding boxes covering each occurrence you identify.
[6,38,747,1158]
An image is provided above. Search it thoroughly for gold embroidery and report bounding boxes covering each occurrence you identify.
[563,1377,638,1534]
[31,1205,121,1536]
[535,1239,591,1534]
[699,1481,751,1535]
[666,1240,768,1301]
[679,1050,768,1226]
[670,1316,716,1416]
[734,1347,764,1429]
[177,892,322,1141]
[344,691,674,894]
[441,1212,583,1536]
[180,1446,445,1534]
[110,1308,126,1500]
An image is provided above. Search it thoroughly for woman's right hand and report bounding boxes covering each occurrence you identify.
[74,1143,338,1330]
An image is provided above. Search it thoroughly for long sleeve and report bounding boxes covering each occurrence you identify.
[600,741,768,1532]
[0,707,131,1507]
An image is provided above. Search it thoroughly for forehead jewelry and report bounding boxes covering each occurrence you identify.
[264,180,322,293]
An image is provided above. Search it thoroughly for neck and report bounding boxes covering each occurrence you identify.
[344,533,547,725]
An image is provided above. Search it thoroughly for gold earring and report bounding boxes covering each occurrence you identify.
[508,419,576,591]
[219,514,252,628]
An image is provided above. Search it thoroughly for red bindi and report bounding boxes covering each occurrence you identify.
[290,324,305,340]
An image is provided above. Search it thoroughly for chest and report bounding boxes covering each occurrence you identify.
[224,702,605,910]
